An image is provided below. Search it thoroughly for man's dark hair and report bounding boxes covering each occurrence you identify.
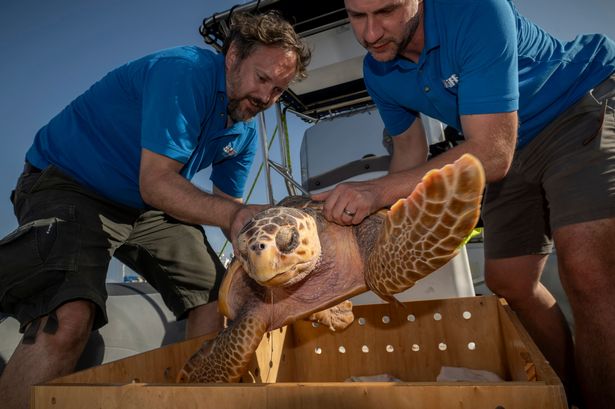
[222,11,311,80]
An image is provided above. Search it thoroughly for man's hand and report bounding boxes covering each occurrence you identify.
[312,111,517,227]
[312,120,426,226]
[311,179,385,225]
[229,204,270,256]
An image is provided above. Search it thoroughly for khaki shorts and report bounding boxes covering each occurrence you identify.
[0,165,225,331]
[483,73,615,259]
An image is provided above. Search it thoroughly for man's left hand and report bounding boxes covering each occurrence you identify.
[229,204,270,255]
[311,180,384,226]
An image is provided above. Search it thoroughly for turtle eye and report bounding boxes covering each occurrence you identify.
[275,226,299,254]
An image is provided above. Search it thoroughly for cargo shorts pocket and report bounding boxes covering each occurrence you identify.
[0,216,79,313]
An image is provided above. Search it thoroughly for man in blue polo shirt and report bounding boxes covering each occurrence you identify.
[314,0,615,406]
[0,12,310,409]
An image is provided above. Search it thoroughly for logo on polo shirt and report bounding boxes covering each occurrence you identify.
[222,143,237,157]
[442,74,459,89]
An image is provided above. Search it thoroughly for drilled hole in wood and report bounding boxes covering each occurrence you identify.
[433,313,442,321]
[468,342,477,350]
[438,342,447,351]
[312,322,319,328]
[382,315,390,324]
[315,347,322,355]
[338,346,346,354]
[386,345,395,353]
[411,344,420,352]
[361,345,369,353]
[463,311,472,320]
[358,317,366,326]
[407,314,416,322]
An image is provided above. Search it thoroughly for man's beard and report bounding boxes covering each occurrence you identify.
[226,64,268,123]
[396,6,422,57]
[227,98,245,123]
[227,97,267,123]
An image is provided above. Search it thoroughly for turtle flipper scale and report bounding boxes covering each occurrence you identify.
[365,154,485,300]
[177,311,268,383]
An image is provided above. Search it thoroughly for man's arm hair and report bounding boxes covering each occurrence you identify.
[139,148,242,232]
[388,117,429,174]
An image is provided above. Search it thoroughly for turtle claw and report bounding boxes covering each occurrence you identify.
[365,154,485,298]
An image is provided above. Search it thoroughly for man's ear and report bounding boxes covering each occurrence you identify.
[225,43,238,70]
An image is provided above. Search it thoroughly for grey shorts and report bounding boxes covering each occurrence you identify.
[0,165,225,331]
[483,73,615,259]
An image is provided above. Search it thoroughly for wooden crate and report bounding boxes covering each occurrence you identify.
[33,296,567,408]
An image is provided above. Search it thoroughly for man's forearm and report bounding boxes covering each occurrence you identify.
[376,137,513,208]
[377,112,517,208]
[141,170,241,232]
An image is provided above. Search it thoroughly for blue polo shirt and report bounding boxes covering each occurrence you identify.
[364,0,615,149]
[26,46,258,208]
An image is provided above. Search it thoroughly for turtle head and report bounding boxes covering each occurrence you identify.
[235,207,321,287]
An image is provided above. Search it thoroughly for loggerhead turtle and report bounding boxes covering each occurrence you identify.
[177,153,485,383]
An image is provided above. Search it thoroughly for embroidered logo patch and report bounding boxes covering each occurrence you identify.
[222,143,237,157]
[442,74,459,89]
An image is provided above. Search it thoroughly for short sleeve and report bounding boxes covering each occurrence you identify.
[141,58,214,163]
[456,0,519,115]
[364,58,418,136]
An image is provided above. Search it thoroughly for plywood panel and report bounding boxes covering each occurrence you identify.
[282,296,508,382]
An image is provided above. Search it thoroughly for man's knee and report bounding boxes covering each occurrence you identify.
[484,255,548,300]
[37,300,96,352]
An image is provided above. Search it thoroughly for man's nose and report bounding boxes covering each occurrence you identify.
[364,15,384,44]
[257,87,275,106]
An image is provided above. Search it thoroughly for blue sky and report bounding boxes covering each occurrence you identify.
[1,0,614,280]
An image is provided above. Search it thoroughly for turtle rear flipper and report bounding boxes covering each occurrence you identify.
[365,154,485,300]
[307,300,354,331]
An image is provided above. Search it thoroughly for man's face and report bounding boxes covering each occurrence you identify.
[225,44,298,122]
[345,0,421,62]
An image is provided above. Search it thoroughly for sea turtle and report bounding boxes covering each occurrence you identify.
[177,153,485,383]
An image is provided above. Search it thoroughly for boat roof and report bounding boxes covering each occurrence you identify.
[200,0,372,120]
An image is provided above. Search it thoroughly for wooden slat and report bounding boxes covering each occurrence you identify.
[33,382,567,409]
[241,326,288,383]
[497,298,563,385]
[47,334,212,384]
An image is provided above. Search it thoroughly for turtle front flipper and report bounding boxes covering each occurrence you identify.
[365,154,485,301]
[176,310,268,383]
